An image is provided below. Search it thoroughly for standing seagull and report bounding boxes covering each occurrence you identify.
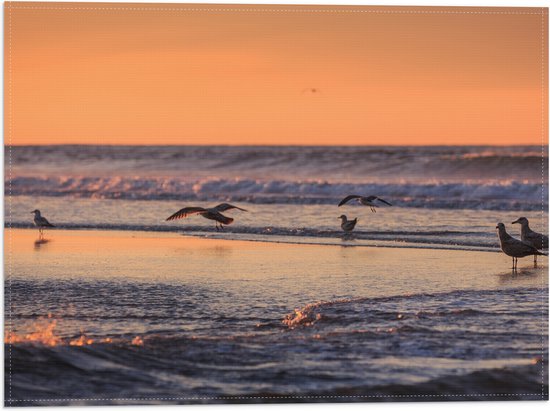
[166,203,247,231]
[496,222,545,270]
[338,195,392,212]
[512,217,548,264]
[31,210,55,236]
[338,215,358,233]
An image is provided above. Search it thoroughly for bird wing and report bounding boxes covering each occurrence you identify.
[213,212,234,225]
[367,196,392,206]
[347,219,358,229]
[522,241,545,255]
[338,195,361,207]
[212,203,247,213]
[166,207,207,221]
[542,233,549,248]
[506,237,543,255]
[528,231,549,249]
[39,217,55,227]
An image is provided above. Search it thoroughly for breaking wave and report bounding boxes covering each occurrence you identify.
[6,286,547,404]
[6,176,547,211]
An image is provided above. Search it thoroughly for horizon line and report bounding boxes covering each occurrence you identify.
[6,143,549,147]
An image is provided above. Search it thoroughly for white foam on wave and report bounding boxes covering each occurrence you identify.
[7,175,547,211]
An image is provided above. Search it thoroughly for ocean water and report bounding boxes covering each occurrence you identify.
[7,145,549,211]
[6,145,549,249]
[5,230,549,404]
[4,145,549,404]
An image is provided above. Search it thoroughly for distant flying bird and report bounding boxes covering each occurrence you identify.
[31,210,55,235]
[166,203,247,231]
[302,88,322,95]
[338,195,392,212]
[338,215,357,233]
[496,222,545,270]
[512,217,548,264]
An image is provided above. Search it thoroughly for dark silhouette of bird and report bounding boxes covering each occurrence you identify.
[338,215,358,233]
[166,203,247,231]
[338,195,392,212]
[512,217,548,264]
[496,222,545,270]
[302,88,322,95]
[31,209,55,236]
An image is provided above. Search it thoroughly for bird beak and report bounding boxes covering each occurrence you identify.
[511,219,519,224]
[495,225,499,229]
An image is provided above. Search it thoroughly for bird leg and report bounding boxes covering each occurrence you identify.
[215,223,219,231]
[220,224,225,231]
[371,207,376,213]
[342,233,353,241]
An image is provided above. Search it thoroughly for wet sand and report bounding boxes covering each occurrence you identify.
[4,228,548,405]
[5,228,548,288]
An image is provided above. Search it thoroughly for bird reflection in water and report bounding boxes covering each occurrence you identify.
[497,267,539,285]
[34,237,51,250]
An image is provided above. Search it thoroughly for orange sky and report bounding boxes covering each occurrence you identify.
[4,3,548,145]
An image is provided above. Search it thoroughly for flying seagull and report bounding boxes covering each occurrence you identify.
[338,215,357,233]
[512,217,548,264]
[302,88,322,95]
[338,195,392,212]
[31,210,55,236]
[166,203,247,231]
[496,222,545,270]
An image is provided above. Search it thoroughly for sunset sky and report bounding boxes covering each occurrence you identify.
[4,3,548,145]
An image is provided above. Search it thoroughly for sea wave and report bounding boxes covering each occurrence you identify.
[8,145,547,183]
[6,286,547,404]
[282,287,542,329]
[6,175,547,211]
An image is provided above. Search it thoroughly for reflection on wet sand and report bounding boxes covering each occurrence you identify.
[341,233,356,242]
[497,266,542,285]
[5,228,548,404]
[34,237,51,250]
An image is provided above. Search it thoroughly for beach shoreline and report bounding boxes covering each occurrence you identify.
[5,228,548,405]
[2,224,508,254]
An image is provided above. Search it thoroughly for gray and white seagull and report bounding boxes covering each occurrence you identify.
[166,203,247,231]
[31,209,55,235]
[338,195,392,212]
[512,217,548,264]
[496,222,545,270]
[338,215,357,233]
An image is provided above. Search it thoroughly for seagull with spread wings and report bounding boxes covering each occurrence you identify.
[166,203,247,231]
[338,195,392,212]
